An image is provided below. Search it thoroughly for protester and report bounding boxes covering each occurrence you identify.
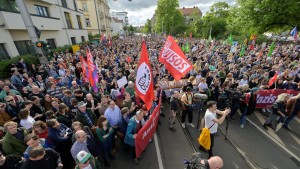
[169,91,180,132]
[204,101,230,158]
[0,151,24,169]
[181,87,195,128]
[74,150,101,169]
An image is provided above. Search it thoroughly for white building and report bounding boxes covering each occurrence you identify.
[0,0,88,59]
[110,11,128,26]
[111,17,124,35]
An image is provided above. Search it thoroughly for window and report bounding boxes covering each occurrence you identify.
[81,36,85,42]
[34,5,49,17]
[61,0,67,8]
[85,18,91,27]
[46,39,57,49]
[14,41,35,55]
[82,2,88,12]
[64,12,73,28]
[71,37,76,45]
[0,43,10,60]
[77,15,82,29]
[73,0,77,11]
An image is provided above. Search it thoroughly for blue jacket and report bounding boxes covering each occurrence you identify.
[124,116,138,147]
[117,116,129,134]
[47,123,72,146]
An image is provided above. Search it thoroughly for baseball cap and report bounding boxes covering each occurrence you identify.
[78,101,87,108]
[76,150,91,164]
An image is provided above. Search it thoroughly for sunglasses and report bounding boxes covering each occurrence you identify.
[6,100,13,103]
[0,105,5,108]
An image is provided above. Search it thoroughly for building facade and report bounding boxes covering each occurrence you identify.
[178,6,202,23]
[111,17,124,35]
[110,11,128,26]
[77,0,112,36]
[0,0,88,59]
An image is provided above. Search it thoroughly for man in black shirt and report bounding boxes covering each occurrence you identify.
[0,152,24,169]
[169,91,180,132]
[20,147,63,169]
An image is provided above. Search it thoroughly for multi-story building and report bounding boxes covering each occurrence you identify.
[77,0,112,36]
[0,0,88,59]
[110,11,128,26]
[111,17,124,35]
[178,6,202,23]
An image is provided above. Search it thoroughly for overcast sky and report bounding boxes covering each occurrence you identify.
[109,0,236,26]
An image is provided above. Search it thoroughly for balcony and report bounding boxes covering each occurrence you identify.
[0,11,61,31]
[40,0,56,5]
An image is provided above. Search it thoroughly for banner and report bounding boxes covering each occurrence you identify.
[135,91,162,158]
[159,78,200,89]
[159,36,193,80]
[256,89,300,108]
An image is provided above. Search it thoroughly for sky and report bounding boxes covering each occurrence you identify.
[109,0,236,26]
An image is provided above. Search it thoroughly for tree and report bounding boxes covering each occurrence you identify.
[128,25,135,35]
[198,2,230,38]
[155,0,184,35]
[235,0,300,33]
[144,19,152,34]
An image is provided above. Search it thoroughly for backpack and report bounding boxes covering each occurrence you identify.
[198,123,215,150]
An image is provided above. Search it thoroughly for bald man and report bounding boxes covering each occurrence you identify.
[169,91,180,132]
[197,155,223,169]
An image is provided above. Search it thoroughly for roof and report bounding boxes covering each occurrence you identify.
[112,17,123,23]
[178,7,202,16]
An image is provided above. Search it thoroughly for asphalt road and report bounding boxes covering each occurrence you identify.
[103,102,300,169]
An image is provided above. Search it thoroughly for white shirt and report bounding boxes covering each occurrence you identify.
[239,79,248,86]
[198,83,208,90]
[20,116,35,129]
[204,109,218,134]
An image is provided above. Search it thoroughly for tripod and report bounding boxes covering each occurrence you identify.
[195,101,204,129]
[224,97,233,140]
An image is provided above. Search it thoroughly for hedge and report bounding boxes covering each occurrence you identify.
[0,54,40,79]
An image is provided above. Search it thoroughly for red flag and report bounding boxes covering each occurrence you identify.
[79,56,88,78]
[126,56,131,64]
[269,73,278,87]
[190,32,192,39]
[86,49,96,87]
[135,41,154,110]
[159,35,193,80]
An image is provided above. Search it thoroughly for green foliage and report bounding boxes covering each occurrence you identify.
[51,44,73,53]
[0,55,39,79]
[155,0,184,35]
[88,33,100,41]
[144,19,152,34]
[128,25,135,35]
[235,0,300,33]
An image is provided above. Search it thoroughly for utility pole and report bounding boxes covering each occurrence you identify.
[15,0,48,65]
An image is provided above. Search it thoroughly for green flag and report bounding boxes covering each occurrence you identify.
[208,34,212,42]
[185,42,190,52]
[267,42,275,57]
[240,44,246,57]
[182,44,186,53]
[227,34,233,46]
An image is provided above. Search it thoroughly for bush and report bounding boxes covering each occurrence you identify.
[0,54,40,79]
[51,44,73,53]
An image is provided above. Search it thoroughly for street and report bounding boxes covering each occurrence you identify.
[106,102,300,169]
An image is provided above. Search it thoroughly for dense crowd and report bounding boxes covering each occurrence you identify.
[0,35,299,169]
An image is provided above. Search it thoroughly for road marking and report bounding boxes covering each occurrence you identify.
[247,116,300,162]
[154,133,164,169]
[289,132,300,145]
[254,112,285,145]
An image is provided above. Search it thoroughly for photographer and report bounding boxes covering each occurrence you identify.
[185,153,223,169]
[228,85,247,120]
[181,87,195,128]
[204,101,230,158]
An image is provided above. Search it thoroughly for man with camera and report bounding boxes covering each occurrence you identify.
[181,87,195,128]
[204,101,230,158]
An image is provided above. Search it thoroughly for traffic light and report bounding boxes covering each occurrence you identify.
[36,41,44,47]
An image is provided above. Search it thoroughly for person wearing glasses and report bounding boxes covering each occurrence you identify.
[2,121,29,155]
[0,102,14,126]
[0,151,24,169]
[74,150,101,169]
[20,146,63,169]
[71,130,99,162]
[5,96,23,122]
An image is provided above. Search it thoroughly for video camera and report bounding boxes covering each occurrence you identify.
[188,93,207,110]
[183,152,209,169]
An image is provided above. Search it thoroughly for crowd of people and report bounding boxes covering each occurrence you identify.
[0,35,299,169]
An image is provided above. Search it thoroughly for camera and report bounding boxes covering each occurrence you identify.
[183,152,208,169]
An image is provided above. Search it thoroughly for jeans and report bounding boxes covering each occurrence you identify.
[169,110,176,128]
[284,110,298,127]
[265,113,284,125]
[240,107,248,125]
